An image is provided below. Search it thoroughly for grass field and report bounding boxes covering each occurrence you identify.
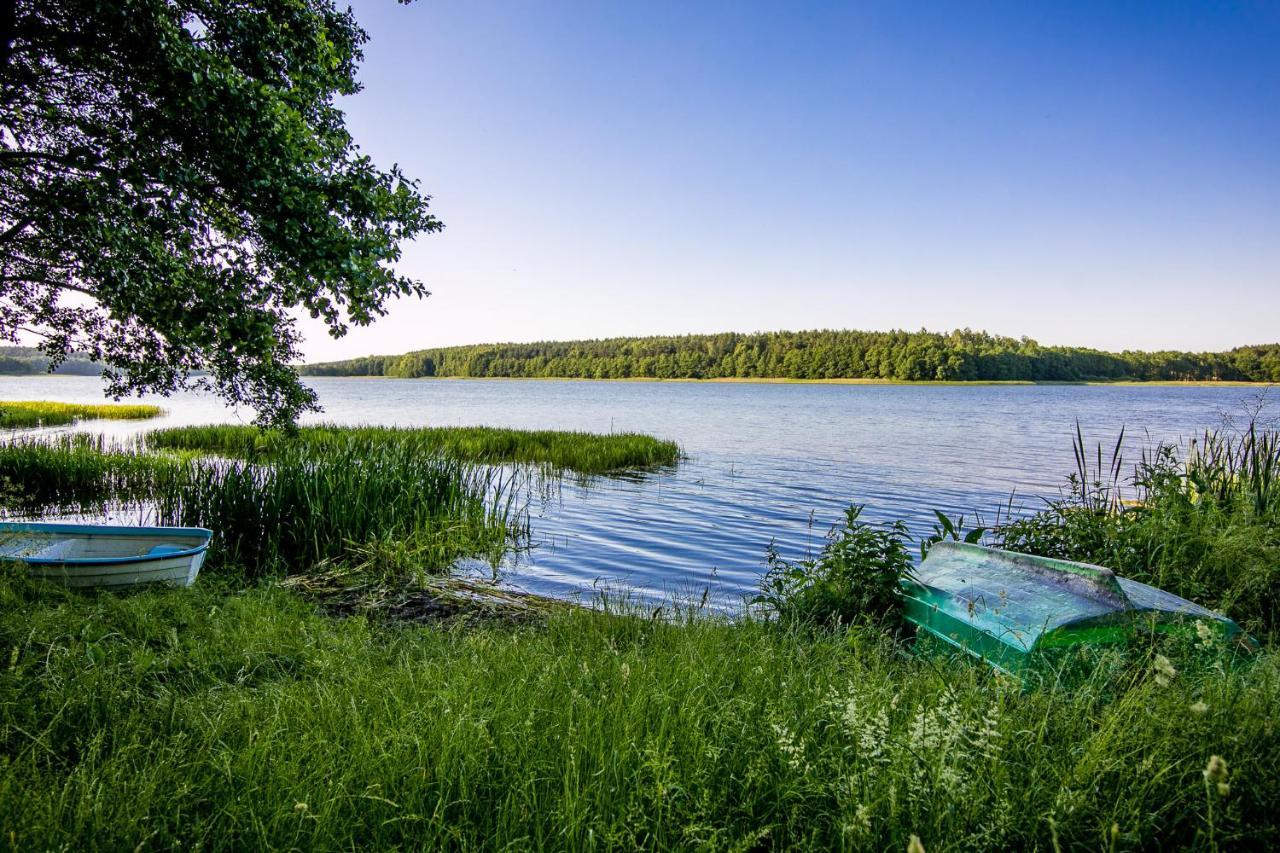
[1,573,1275,850]
[0,400,162,429]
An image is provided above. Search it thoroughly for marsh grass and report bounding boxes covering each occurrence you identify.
[0,571,1276,849]
[0,400,162,429]
[146,423,683,476]
[0,435,525,581]
[998,423,1280,639]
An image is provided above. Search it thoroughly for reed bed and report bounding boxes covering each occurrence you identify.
[0,436,524,580]
[0,400,162,429]
[146,423,682,475]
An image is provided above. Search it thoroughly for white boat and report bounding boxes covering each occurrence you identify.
[0,521,213,588]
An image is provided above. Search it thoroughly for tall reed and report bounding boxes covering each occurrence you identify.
[0,436,524,579]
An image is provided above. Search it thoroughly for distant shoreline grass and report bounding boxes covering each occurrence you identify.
[301,374,1274,388]
[0,400,162,429]
[146,423,683,475]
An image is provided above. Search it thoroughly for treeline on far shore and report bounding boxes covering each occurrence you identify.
[0,347,102,376]
[300,329,1280,383]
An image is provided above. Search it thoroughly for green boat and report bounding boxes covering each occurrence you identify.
[902,541,1251,675]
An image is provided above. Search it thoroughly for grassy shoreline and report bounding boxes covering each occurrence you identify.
[301,374,1276,388]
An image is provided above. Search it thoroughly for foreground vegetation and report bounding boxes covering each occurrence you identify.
[1,573,1276,850]
[0,400,161,429]
[301,328,1280,383]
[1,419,1278,847]
[146,423,682,475]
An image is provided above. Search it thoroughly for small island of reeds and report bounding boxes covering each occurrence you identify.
[146,423,683,475]
[0,400,162,429]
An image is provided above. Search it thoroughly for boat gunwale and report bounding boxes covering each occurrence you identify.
[0,522,213,567]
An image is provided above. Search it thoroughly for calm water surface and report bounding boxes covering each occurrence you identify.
[2,376,1271,608]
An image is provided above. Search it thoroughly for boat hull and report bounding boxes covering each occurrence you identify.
[0,522,213,589]
[25,549,207,588]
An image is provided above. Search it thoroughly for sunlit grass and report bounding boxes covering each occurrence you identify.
[0,400,162,429]
[1,573,1276,849]
[146,423,683,475]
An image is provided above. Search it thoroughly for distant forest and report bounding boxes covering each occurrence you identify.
[0,347,103,376]
[300,330,1280,383]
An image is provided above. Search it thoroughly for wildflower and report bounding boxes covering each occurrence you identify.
[907,834,925,853]
[1153,654,1177,687]
[1190,700,1210,715]
[294,802,308,813]
[1204,754,1231,796]
[771,722,807,772]
[1195,619,1216,650]
[842,803,872,837]
[620,662,630,683]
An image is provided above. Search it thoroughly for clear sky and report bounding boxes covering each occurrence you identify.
[297,1,1280,362]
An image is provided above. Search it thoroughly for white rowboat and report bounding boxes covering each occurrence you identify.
[0,521,213,588]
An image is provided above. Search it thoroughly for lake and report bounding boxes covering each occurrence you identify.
[2,375,1272,608]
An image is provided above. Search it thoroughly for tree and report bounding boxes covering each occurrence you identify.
[0,0,439,425]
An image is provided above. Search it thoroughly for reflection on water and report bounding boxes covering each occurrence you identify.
[1,374,1271,608]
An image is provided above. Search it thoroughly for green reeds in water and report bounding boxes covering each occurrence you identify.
[146,423,682,475]
[0,435,525,580]
[0,400,162,429]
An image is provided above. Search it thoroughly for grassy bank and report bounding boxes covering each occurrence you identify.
[0,400,162,429]
[146,423,682,475]
[2,573,1276,850]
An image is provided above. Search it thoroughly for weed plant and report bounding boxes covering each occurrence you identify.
[146,423,682,475]
[755,504,913,631]
[0,400,161,429]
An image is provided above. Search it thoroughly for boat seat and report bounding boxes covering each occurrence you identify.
[146,544,186,557]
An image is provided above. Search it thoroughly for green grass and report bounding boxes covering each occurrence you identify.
[997,423,1280,639]
[0,400,162,429]
[1,572,1276,849]
[0,435,524,581]
[146,423,682,476]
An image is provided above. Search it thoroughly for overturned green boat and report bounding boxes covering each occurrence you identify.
[902,541,1251,674]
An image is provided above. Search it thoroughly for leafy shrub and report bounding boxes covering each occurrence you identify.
[755,504,913,630]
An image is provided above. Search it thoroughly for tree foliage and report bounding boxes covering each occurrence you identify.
[0,0,439,425]
[301,329,1280,384]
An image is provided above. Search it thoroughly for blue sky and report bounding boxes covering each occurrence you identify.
[298,1,1280,361]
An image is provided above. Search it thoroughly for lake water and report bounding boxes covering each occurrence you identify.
[2,375,1273,608]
